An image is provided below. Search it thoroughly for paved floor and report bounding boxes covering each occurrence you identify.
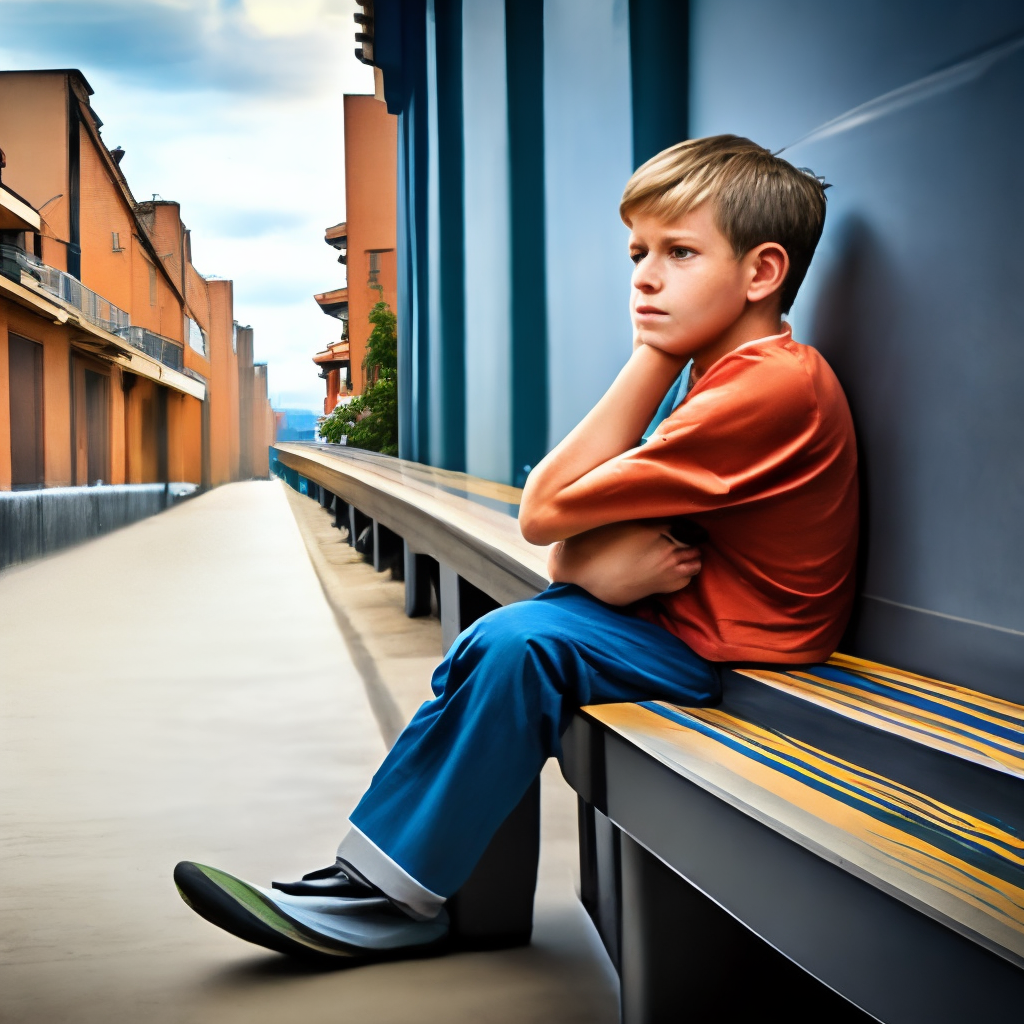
[0,480,618,1023]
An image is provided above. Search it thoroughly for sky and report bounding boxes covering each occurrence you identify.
[0,0,376,411]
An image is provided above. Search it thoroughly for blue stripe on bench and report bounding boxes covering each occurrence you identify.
[736,654,1024,779]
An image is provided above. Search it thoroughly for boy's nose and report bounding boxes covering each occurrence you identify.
[631,257,662,292]
[632,266,660,292]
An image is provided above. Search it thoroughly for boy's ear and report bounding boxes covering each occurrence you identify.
[745,242,789,305]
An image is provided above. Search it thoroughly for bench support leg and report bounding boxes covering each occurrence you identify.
[579,801,622,970]
[618,831,871,1024]
[372,520,402,575]
[334,498,349,531]
[447,777,540,948]
[439,564,500,653]
[403,542,433,617]
[348,505,372,556]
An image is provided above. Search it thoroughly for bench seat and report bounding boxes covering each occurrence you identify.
[564,662,1024,1021]
[583,681,1024,964]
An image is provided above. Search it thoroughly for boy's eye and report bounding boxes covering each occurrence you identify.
[671,247,695,260]
[629,250,646,265]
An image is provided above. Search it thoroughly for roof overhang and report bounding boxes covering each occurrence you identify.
[325,222,347,250]
[314,286,349,320]
[0,184,41,232]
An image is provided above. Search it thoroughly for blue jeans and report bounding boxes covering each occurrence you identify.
[349,584,721,897]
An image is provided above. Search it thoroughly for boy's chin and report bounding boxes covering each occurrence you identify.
[637,334,693,360]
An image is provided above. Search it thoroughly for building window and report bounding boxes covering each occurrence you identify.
[186,316,207,356]
[112,231,124,252]
[368,250,381,288]
[232,322,237,354]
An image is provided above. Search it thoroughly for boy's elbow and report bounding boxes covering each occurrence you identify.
[518,494,572,544]
[519,479,578,544]
[518,506,558,546]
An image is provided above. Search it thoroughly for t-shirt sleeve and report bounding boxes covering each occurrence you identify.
[549,348,820,531]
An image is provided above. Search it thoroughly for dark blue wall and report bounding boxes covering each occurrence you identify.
[692,1,1024,696]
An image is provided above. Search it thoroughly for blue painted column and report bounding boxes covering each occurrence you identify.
[506,0,548,488]
[425,0,467,472]
[628,0,690,168]
[462,0,513,483]
[543,0,634,452]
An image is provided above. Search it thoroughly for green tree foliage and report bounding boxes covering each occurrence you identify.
[319,301,398,455]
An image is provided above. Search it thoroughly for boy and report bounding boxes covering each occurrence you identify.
[174,135,858,956]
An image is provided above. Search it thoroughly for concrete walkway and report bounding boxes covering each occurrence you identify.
[0,481,618,1024]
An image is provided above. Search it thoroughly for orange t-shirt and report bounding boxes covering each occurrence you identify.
[563,331,859,663]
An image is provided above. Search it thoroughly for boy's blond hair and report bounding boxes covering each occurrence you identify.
[620,135,827,312]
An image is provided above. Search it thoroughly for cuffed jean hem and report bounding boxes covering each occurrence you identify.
[337,825,446,921]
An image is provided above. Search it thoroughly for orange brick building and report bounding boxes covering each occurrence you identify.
[313,93,397,414]
[0,69,273,490]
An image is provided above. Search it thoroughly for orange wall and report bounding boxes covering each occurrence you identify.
[206,279,239,485]
[182,395,202,483]
[0,72,71,273]
[343,95,398,393]
[185,260,211,332]
[78,123,135,313]
[253,365,272,477]
[122,377,143,484]
[109,365,125,485]
[41,328,73,486]
[165,390,202,484]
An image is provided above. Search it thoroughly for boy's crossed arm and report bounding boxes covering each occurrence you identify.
[522,342,702,606]
[547,520,702,606]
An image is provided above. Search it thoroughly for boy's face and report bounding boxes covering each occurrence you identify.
[628,204,763,359]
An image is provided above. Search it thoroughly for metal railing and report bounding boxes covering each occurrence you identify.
[0,244,185,374]
[1,244,130,334]
[119,326,184,372]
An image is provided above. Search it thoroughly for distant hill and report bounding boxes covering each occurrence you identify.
[274,408,320,442]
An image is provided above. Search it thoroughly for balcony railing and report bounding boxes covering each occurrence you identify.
[2,244,130,334]
[117,326,183,372]
[0,244,185,375]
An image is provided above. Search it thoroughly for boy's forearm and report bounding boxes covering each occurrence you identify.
[520,343,685,543]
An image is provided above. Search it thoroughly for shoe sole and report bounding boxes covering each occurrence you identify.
[174,861,447,960]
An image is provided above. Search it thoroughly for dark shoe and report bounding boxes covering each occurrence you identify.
[271,861,379,899]
[173,861,448,959]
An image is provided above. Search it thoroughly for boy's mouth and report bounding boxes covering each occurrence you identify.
[635,305,668,317]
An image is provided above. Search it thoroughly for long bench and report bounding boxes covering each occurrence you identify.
[274,441,1024,1023]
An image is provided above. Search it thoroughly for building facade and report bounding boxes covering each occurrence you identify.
[0,69,273,490]
[313,92,398,413]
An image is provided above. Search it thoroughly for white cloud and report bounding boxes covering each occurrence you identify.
[0,0,375,410]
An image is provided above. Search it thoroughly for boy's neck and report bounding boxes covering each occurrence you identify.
[690,304,784,381]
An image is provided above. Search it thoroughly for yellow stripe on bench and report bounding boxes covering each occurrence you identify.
[736,654,1024,780]
[586,700,1024,963]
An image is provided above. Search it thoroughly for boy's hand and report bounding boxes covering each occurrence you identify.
[547,521,702,606]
